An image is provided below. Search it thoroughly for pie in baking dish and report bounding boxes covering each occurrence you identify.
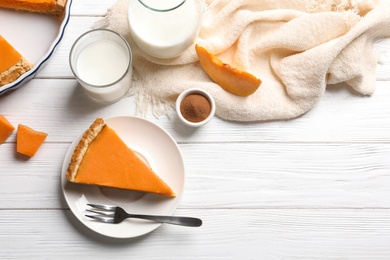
[66,117,175,197]
[0,0,69,87]
[0,0,67,14]
[0,35,33,87]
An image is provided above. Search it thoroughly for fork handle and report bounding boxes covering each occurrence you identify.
[127,214,202,227]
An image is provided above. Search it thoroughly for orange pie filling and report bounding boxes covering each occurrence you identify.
[0,35,33,86]
[0,0,66,14]
[66,118,175,196]
[0,114,15,144]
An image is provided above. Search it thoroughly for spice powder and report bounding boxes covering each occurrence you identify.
[180,93,211,123]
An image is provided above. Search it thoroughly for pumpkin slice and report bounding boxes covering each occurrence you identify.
[16,124,48,157]
[195,44,261,96]
[0,114,15,144]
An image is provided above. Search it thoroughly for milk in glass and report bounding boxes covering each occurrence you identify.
[69,29,132,103]
[128,0,202,59]
[76,40,128,86]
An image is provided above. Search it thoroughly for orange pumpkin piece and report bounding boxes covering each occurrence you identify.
[195,44,261,96]
[16,124,48,157]
[0,114,15,144]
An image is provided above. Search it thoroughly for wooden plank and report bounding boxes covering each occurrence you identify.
[179,142,390,209]
[1,80,390,143]
[69,0,117,16]
[0,209,389,259]
[0,142,389,209]
[1,1,390,259]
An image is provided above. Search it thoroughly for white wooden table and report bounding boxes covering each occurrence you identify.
[1,1,390,258]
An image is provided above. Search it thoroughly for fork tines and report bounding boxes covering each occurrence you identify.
[85,214,115,223]
[86,208,115,216]
[86,203,117,223]
[87,203,116,211]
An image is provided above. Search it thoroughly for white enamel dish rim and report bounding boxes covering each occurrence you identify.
[0,0,72,94]
[61,116,185,239]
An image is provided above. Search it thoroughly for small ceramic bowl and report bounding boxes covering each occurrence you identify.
[176,88,215,127]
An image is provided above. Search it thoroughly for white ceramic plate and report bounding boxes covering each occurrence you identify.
[61,116,185,239]
[0,0,72,94]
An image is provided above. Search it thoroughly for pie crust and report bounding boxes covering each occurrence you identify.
[0,58,33,87]
[0,0,68,14]
[66,117,105,182]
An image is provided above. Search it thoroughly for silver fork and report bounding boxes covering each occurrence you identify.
[86,204,202,227]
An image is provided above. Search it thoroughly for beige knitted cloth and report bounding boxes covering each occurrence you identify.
[95,0,390,121]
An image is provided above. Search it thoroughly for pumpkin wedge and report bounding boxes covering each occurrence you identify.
[17,124,48,157]
[195,44,261,96]
[0,114,15,144]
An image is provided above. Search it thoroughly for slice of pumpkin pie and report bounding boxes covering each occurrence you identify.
[66,117,175,197]
[0,35,33,87]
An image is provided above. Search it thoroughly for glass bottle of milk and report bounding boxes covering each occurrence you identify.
[128,0,203,59]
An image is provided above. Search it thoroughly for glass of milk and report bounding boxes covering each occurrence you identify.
[69,29,132,103]
[128,0,203,59]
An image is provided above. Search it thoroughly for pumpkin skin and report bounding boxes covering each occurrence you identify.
[195,44,261,97]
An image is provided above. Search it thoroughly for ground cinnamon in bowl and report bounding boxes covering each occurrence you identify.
[180,93,211,123]
[176,88,215,127]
